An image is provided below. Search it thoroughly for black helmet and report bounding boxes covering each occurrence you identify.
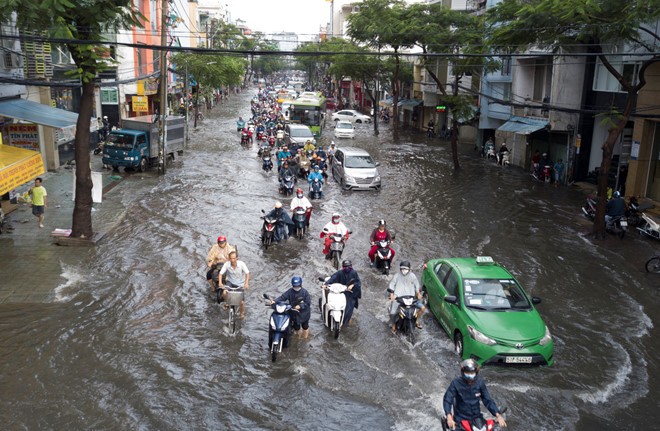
[378,219,386,227]
[342,259,352,268]
[460,359,479,383]
[400,261,411,269]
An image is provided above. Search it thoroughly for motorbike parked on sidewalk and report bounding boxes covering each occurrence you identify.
[374,238,395,275]
[391,295,419,345]
[646,255,660,273]
[581,195,597,220]
[318,277,349,339]
[309,178,323,200]
[292,206,310,240]
[606,215,628,238]
[638,212,660,240]
[263,293,294,362]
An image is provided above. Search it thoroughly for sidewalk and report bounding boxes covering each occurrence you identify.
[572,181,660,218]
[0,154,130,303]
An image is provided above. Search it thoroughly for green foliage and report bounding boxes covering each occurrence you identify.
[170,53,246,88]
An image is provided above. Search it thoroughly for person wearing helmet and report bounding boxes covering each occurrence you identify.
[307,164,324,195]
[368,220,395,265]
[290,187,313,226]
[264,201,294,242]
[278,160,297,194]
[327,141,336,164]
[276,145,292,169]
[606,190,626,222]
[303,139,316,153]
[320,212,350,257]
[443,359,507,429]
[297,148,312,178]
[387,260,425,334]
[323,259,362,327]
[270,276,312,338]
[206,235,236,292]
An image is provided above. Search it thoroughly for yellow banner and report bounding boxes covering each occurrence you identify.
[132,96,149,112]
[0,145,45,195]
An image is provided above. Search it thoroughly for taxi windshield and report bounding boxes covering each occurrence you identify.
[463,279,532,311]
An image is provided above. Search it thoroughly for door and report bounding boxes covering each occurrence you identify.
[333,150,344,180]
[647,123,660,200]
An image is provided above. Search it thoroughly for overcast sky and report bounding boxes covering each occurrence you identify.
[225,0,331,40]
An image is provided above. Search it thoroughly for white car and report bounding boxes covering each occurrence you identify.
[334,120,355,139]
[332,110,372,124]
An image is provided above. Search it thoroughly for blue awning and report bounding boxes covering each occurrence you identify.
[497,116,548,135]
[0,98,79,129]
[400,99,423,109]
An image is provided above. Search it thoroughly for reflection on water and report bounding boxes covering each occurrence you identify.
[0,90,658,430]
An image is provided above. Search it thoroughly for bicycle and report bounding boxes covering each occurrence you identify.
[219,283,244,334]
[645,255,660,273]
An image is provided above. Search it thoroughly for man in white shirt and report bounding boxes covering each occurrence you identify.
[219,251,250,318]
[290,187,313,226]
[319,212,350,258]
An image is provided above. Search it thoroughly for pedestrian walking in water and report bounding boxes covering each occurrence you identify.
[29,177,47,228]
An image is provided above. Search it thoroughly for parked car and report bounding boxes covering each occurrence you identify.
[331,146,381,191]
[421,256,554,366]
[331,109,372,124]
[334,120,355,139]
[285,124,316,147]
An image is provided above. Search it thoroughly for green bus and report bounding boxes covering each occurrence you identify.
[287,96,327,138]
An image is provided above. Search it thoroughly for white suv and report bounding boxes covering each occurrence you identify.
[331,110,372,124]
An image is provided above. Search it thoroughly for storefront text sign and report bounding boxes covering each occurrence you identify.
[132,96,149,112]
[8,124,39,150]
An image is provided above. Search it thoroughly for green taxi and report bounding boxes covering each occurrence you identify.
[422,256,554,366]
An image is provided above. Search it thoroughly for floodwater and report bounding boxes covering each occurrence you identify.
[1,90,658,430]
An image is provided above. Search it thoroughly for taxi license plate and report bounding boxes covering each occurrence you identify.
[505,356,532,364]
[620,220,628,227]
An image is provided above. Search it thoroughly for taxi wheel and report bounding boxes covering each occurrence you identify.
[454,332,464,357]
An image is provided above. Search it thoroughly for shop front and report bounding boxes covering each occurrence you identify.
[0,141,45,214]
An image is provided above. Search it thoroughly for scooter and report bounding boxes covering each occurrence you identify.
[280,174,295,196]
[325,231,351,270]
[485,143,496,160]
[391,295,419,345]
[441,408,507,431]
[374,238,394,275]
[638,212,660,240]
[292,206,310,240]
[581,195,597,220]
[262,154,273,173]
[309,178,323,200]
[240,130,250,146]
[427,126,435,138]
[299,159,311,179]
[263,293,293,362]
[260,210,277,250]
[606,215,628,239]
[498,150,510,166]
[318,277,350,339]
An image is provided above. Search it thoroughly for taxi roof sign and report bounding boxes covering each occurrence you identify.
[476,256,495,265]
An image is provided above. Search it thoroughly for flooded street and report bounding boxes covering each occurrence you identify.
[1,90,659,430]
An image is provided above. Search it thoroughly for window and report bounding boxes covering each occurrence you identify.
[501,56,511,76]
[335,150,344,164]
[444,271,459,297]
[593,59,640,93]
[136,134,147,147]
[434,263,451,285]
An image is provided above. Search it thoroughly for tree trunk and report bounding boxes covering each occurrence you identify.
[363,80,379,136]
[592,93,635,238]
[451,76,461,170]
[70,80,95,238]
[392,53,400,140]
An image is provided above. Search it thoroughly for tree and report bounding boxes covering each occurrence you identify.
[408,3,496,170]
[1,1,143,239]
[487,0,660,237]
[347,0,416,140]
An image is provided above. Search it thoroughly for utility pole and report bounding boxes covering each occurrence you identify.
[184,62,189,143]
[158,0,168,174]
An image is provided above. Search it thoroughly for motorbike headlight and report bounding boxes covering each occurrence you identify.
[270,317,276,330]
[275,304,287,313]
[539,326,553,346]
[468,325,497,346]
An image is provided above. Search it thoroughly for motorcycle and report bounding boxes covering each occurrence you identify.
[240,131,250,146]
[581,195,597,220]
[318,277,349,339]
[391,295,419,345]
[280,174,295,196]
[260,210,277,249]
[299,159,311,179]
[309,178,323,200]
[427,126,435,138]
[606,215,628,239]
[292,206,310,240]
[374,238,394,275]
[638,212,660,240]
[534,164,552,182]
[441,408,507,431]
[326,231,351,270]
[646,255,660,273]
[263,293,293,362]
[497,150,510,166]
[236,119,245,131]
[262,154,273,173]
[257,130,264,141]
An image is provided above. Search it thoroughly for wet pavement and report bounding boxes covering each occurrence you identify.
[0,89,659,430]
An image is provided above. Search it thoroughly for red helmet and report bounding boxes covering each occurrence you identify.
[296,187,303,196]
[217,236,227,243]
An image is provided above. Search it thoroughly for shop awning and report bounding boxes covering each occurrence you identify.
[400,99,423,110]
[0,98,79,129]
[379,97,393,107]
[497,116,548,135]
[0,144,45,195]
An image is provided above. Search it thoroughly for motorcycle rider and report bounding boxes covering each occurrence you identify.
[315,145,327,161]
[327,141,336,164]
[368,219,395,265]
[323,259,362,327]
[497,142,509,165]
[308,165,324,195]
[606,191,626,225]
[443,359,507,430]
[264,201,294,241]
[388,261,425,334]
[218,251,250,319]
[270,276,312,338]
[320,212,350,258]
[206,235,236,293]
[290,187,313,226]
[303,139,316,153]
[277,145,292,169]
[278,160,297,194]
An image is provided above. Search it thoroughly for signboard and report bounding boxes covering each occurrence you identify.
[630,140,640,160]
[0,151,45,195]
[101,87,118,105]
[8,124,39,150]
[132,96,149,112]
[137,79,158,96]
